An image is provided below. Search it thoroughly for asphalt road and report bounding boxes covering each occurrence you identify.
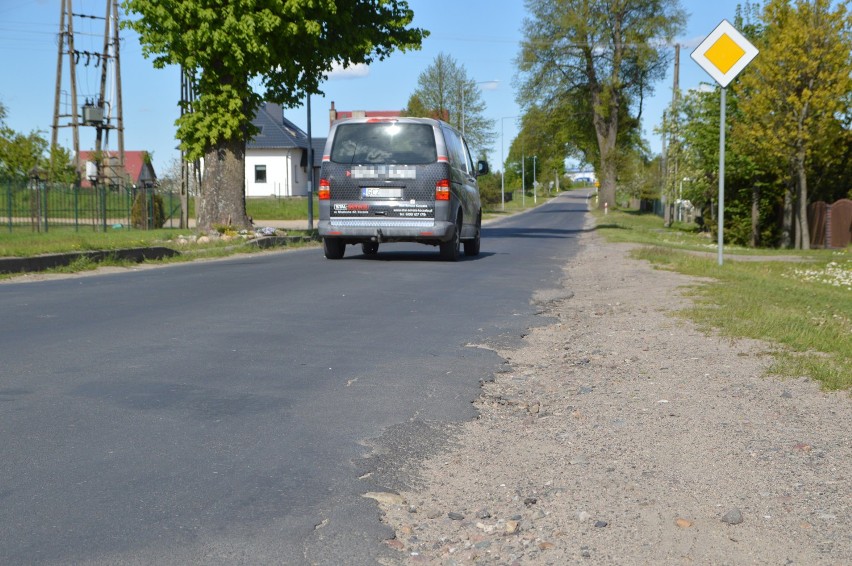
[0,190,590,565]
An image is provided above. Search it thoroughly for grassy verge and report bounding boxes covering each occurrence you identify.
[593,208,851,391]
[246,196,320,220]
[483,191,557,219]
[0,227,287,258]
[0,225,318,280]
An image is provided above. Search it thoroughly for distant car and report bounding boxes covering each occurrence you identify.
[317,117,488,261]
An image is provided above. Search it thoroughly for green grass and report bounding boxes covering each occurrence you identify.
[595,208,851,391]
[0,224,318,281]
[245,196,320,220]
[0,228,192,257]
[483,191,557,218]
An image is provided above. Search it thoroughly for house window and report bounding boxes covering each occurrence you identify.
[255,164,267,183]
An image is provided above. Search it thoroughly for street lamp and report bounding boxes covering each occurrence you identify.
[462,80,498,137]
[501,115,519,211]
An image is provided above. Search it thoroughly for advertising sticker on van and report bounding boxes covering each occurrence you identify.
[391,203,433,218]
[330,203,434,218]
[332,203,370,215]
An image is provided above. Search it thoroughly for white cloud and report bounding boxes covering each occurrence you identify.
[328,62,370,80]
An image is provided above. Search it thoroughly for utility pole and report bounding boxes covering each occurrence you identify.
[664,44,681,226]
[671,43,680,224]
[91,0,125,189]
[180,67,198,229]
[51,0,80,178]
[51,0,125,191]
[306,94,314,231]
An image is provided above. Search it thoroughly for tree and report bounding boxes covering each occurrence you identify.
[122,0,426,231]
[406,52,496,158]
[517,0,685,209]
[0,127,47,180]
[1,103,78,184]
[736,0,852,249]
[505,106,571,195]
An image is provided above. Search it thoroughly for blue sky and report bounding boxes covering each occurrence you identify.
[0,0,749,175]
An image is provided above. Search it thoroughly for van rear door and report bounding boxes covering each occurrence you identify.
[326,121,440,222]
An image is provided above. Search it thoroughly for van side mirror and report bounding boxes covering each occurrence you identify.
[476,160,489,177]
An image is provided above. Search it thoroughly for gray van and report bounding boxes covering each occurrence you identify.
[317,117,489,260]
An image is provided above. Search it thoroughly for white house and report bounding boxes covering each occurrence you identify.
[246,102,312,197]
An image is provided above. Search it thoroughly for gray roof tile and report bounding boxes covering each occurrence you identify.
[248,103,309,150]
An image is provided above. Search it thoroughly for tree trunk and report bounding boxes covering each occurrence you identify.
[592,96,619,210]
[198,138,250,232]
[592,80,618,210]
[597,153,617,210]
[795,150,810,250]
[781,182,794,249]
[750,184,760,247]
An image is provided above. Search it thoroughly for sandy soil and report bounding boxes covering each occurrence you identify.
[377,226,851,565]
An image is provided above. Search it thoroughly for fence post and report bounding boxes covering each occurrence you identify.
[100,183,107,232]
[42,183,49,233]
[73,184,79,232]
[148,187,154,230]
[5,182,11,233]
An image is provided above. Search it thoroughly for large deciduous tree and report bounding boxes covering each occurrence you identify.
[405,52,497,158]
[122,0,426,231]
[736,0,851,249]
[517,0,685,209]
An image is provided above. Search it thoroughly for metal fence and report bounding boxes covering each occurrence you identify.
[1,180,185,232]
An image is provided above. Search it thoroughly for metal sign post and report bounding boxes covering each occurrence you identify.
[691,20,758,265]
[718,87,726,266]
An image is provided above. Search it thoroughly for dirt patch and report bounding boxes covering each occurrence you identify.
[378,228,851,565]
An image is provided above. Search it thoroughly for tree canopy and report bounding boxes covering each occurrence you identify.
[517,0,685,209]
[404,52,496,159]
[735,0,852,249]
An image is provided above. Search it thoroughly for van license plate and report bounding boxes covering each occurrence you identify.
[362,187,402,199]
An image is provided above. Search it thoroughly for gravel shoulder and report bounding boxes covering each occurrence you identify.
[378,223,851,565]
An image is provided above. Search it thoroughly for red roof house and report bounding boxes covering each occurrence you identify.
[77,150,157,189]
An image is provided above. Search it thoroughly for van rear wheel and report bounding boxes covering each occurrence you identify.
[463,217,481,257]
[440,216,461,262]
[362,242,379,255]
[323,238,345,259]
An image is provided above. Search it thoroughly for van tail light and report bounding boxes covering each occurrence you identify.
[318,178,331,200]
[436,179,450,201]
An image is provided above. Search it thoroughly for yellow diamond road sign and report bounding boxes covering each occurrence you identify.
[691,20,758,88]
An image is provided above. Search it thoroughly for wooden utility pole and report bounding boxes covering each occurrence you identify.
[671,43,680,224]
[664,44,680,226]
[51,0,81,177]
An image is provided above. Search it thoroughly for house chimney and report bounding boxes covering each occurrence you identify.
[329,101,337,126]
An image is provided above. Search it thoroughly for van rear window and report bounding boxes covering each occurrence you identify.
[330,123,437,165]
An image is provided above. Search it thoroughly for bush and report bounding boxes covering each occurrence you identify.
[477,172,503,206]
[131,191,165,229]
